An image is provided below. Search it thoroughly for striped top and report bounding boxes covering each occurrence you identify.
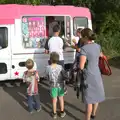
[23,70,39,96]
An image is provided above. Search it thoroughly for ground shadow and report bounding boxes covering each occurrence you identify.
[108,56,120,69]
[2,80,51,114]
[2,80,84,119]
[2,80,28,111]
[46,100,84,120]
[65,101,85,114]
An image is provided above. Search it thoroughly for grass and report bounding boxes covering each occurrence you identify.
[96,34,120,68]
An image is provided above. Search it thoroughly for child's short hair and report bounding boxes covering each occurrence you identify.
[25,59,34,69]
[53,24,60,33]
[50,52,59,64]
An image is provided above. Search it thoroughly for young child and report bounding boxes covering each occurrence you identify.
[45,52,68,119]
[23,59,41,113]
[45,24,68,94]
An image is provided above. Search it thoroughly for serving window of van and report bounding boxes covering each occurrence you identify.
[22,16,71,48]
[73,17,88,35]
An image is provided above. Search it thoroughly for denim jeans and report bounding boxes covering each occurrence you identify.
[27,94,41,112]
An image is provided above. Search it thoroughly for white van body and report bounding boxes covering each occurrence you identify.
[0,4,92,81]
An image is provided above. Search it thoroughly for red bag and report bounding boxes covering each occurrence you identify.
[99,55,112,76]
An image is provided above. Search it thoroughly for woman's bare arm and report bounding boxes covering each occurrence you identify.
[79,55,86,70]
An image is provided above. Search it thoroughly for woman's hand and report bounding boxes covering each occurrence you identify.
[100,52,104,57]
[77,48,81,52]
[45,49,49,54]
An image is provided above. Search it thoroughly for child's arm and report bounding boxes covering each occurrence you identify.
[35,71,40,82]
[22,72,26,83]
[61,69,69,82]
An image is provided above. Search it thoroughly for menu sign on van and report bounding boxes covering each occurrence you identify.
[22,16,46,48]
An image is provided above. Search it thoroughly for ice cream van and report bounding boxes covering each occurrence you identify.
[0,4,92,81]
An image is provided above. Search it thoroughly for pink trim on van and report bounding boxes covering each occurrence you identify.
[0,19,14,24]
[0,4,91,24]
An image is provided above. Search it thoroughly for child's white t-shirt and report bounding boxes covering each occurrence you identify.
[48,36,64,61]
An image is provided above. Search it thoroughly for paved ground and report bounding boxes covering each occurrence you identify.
[0,67,120,120]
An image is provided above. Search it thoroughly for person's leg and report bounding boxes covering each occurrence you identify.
[51,88,58,119]
[33,94,41,112]
[91,103,99,118]
[58,88,66,118]
[27,95,34,113]
[85,104,92,120]
[59,96,64,111]
[52,97,57,114]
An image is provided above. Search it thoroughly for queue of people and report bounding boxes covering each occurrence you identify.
[22,24,105,120]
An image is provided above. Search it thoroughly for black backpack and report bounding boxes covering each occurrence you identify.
[74,70,88,102]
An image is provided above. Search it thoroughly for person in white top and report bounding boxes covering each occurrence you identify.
[45,24,64,67]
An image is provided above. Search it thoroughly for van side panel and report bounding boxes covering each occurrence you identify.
[0,25,12,81]
[0,5,92,80]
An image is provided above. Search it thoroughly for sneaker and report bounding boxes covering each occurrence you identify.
[29,111,33,114]
[60,111,66,118]
[52,113,57,119]
[91,115,96,119]
[36,106,41,112]
[37,108,41,112]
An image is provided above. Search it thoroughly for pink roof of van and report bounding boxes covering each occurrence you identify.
[0,4,91,24]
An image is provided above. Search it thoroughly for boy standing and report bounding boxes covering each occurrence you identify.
[45,24,64,67]
[45,52,68,119]
[23,59,41,113]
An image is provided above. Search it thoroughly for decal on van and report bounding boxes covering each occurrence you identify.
[14,71,19,76]
[22,16,46,48]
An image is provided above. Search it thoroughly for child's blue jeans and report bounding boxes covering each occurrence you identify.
[27,94,41,112]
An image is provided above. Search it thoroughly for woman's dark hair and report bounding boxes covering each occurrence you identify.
[53,24,61,32]
[50,52,59,64]
[81,28,96,40]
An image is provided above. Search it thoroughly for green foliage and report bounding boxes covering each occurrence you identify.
[96,33,120,57]
[0,0,41,4]
[72,0,95,8]
[95,10,120,57]
[100,12,120,34]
